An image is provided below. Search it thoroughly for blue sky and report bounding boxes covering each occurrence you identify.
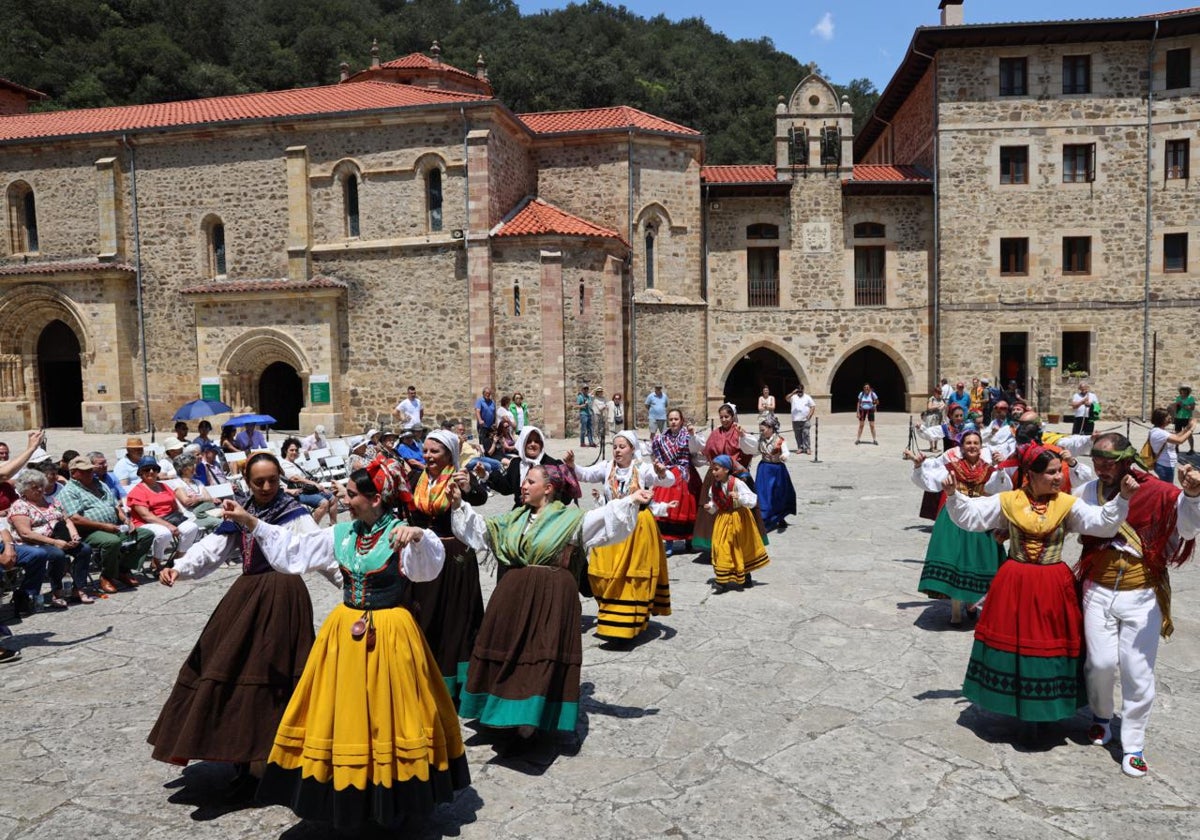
[515,1,1180,90]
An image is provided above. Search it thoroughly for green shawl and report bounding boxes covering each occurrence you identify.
[483,500,585,571]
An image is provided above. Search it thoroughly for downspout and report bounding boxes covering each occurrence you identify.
[461,106,470,237]
[701,180,710,422]
[121,133,152,434]
[627,126,636,427]
[1142,21,1159,419]
[914,48,940,393]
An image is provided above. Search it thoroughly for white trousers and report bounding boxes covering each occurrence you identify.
[141,520,199,561]
[1083,580,1160,754]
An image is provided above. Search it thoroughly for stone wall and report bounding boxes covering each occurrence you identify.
[0,145,103,259]
[631,139,704,300]
[535,138,630,234]
[887,67,935,169]
[486,121,536,225]
[490,242,548,426]
[630,300,707,429]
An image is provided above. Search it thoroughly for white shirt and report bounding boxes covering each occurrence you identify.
[395,397,423,429]
[1071,391,1098,418]
[1148,427,1176,469]
[789,393,815,422]
[940,383,954,401]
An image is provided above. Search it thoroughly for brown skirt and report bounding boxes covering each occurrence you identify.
[459,565,582,732]
[148,571,314,765]
[409,537,484,704]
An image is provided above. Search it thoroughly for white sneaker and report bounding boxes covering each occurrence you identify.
[1122,753,1148,778]
[1088,721,1112,746]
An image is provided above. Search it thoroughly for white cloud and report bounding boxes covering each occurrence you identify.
[811,12,834,41]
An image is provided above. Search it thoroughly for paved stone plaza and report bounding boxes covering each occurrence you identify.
[4,415,1200,839]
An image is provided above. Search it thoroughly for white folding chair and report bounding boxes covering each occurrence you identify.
[208,483,235,499]
[328,440,350,458]
[309,448,332,461]
[323,456,347,482]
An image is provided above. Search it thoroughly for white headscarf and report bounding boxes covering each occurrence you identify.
[517,425,548,485]
[613,430,646,465]
[425,429,460,469]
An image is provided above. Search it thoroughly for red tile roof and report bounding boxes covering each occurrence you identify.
[180,276,348,295]
[518,105,700,137]
[0,77,47,100]
[378,53,480,81]
[847,164,932,183]
[0,259,134,276]
[0,81,489,143]
[491,198,627,244]
[701,165,777,184]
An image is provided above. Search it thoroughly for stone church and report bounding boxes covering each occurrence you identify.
[0,1,1196,435]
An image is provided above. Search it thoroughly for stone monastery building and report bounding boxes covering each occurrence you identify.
[0,0,1197,435]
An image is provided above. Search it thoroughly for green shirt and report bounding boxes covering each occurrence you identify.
[57,478,121,525]
[1175,394,1195,421]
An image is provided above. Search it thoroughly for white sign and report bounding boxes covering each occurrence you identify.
[802,222,831,253]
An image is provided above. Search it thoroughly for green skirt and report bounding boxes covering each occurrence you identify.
[917,507,1004,602]
[962,641,1087,722]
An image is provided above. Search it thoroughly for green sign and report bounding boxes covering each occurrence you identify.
[309,375,330,405]
[200,382,221,401]
[1040,355,1059,369]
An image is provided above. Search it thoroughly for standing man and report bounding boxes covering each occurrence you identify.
[59,456,154,593]
[1173,385,1196,454]
[1071,381,1099,435]
[1079,435,1200,778]
[593,386,611,443]
[946,382,970,415]
[785,384,816,454]
[474,386,497,455]
[645,384,669,437]
[576,384,596,448]
[394,385,423,432]
[939,377,953,403]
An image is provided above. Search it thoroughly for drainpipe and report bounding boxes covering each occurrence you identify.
[627,126,637,426]
[121,133,152,434]
[914,48,940,394]
[1142,21,1159,419]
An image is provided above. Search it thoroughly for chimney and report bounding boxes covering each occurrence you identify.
[430,40,442,65]
[476,53,488,81]
[939,0,964,26]
[339,62,350,82]
[370,39,380,69]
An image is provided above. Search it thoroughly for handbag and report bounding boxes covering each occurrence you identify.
[162,510,187,527]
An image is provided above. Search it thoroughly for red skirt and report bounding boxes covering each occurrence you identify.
[652,467,698,540]
[974,559,1083,658]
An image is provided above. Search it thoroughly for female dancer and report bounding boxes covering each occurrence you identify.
[450,464,653,736]
[904,427,1008,625]
[150,453,323,798]
[486,425,562,510]
[568,430,674,641]
[945,445,1136,724]
[705,455,769,592]
[691,404,758,552]
[750,414,796,532]
[226,462,468,830]
[650,409,700,553]
[404,428,487,704]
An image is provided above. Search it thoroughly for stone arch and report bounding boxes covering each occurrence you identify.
[787,73,840,114]
[826,339,915,412]
[330,157,366,181]
[413,151,448,177]
[218,328,312,413]
[0,284,92,359]
[717,340,811,417]
[635,201,674,231]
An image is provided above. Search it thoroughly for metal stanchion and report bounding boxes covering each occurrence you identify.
[812,417,820,463]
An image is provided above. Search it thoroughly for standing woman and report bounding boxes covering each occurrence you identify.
[511,391,529,432]
[569,430,674,641]
[904,428,1008,625]
[1147,407,1196,483]
[486,425,562,510]
[750,414,796,532]
[650,409,700,553]
[945,445,1136,725]
[450,464,652,736]
[855,383,880,445]
[690,403,758,553]
[757,386,776,419]
[150,453,323,797]
[404,428,488,704]
[226,462,468,831]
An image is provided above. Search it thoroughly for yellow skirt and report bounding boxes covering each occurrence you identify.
[588,508,671,640]
[257,603,470,829]
[711,507,770,587]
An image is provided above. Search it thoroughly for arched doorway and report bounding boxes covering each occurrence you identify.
[258,362,303,431]
[830,346,907,412]
[38,320,83,427]
[723,347,802,415]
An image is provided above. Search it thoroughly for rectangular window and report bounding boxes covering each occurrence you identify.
[999,57,1027,96]
[1062,331,1091,375]
[1062,236,1092,275]
[747,247,780,307]
[999,146,1029,185]
[854,246,886,306]
[1062,55,1091,94]
[1000,238,1029,276]
[1164,233,1188,273]
[1166,48,1191,90]
[1063,143,1096,183]
[1166,139,1190,180]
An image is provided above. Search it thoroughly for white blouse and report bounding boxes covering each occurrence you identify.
[451,494,643,556]
[909,452,1011,495]
[248,519,445,584]
[945,490,1128,539]
[704,476,758,513]
[172,514,322,581]
[573,460,674,503]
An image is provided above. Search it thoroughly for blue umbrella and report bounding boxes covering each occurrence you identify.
[173,398,234,421]
[222,413,277,427]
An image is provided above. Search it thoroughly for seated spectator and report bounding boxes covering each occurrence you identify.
[172,454,221,533]
[173,421,190,443]
[112,438,145,487]
[301,425,328,454]
[1,516,49,617]
[234,423,267,452]
[459,419,501,475]
[36,461,65,503]
[158,438,186,479]
[59,458,153,593]
[347,436,370,473]
[58,450,80,481]
[87,451,126,500]
[197,443,227,486]
[192,420,215,448]
[126,457,199,572]
[8,466,95,607]
[394,430,426,470]
[279,438,335,526]
[0,431,47,515]
[219,425,240,456]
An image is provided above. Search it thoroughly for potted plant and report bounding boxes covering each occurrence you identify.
[1062,362,1089,381]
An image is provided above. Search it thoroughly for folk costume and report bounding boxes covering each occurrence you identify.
[147,491,322,768]
[911,442,1009,605]
[1077,453,1200,777]
[573,431,674,640]
[946,446,1130,722]
[750,416,796,532]
[254,463,468,831]
[691,417,758,551]
[705,455,770,590]
[451,466,642,733]
[486,425,562,510]
[404,429,487,704]
[650,424,700,543]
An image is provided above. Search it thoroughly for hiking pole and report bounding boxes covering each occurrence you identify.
[812,417,820,463]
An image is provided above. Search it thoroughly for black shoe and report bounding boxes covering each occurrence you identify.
[743,574,753,589]
[13,592,34,617]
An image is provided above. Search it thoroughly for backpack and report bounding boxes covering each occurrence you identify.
[1140,431,1164,465]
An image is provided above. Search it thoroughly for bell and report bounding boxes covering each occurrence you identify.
[351,618,368,639]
